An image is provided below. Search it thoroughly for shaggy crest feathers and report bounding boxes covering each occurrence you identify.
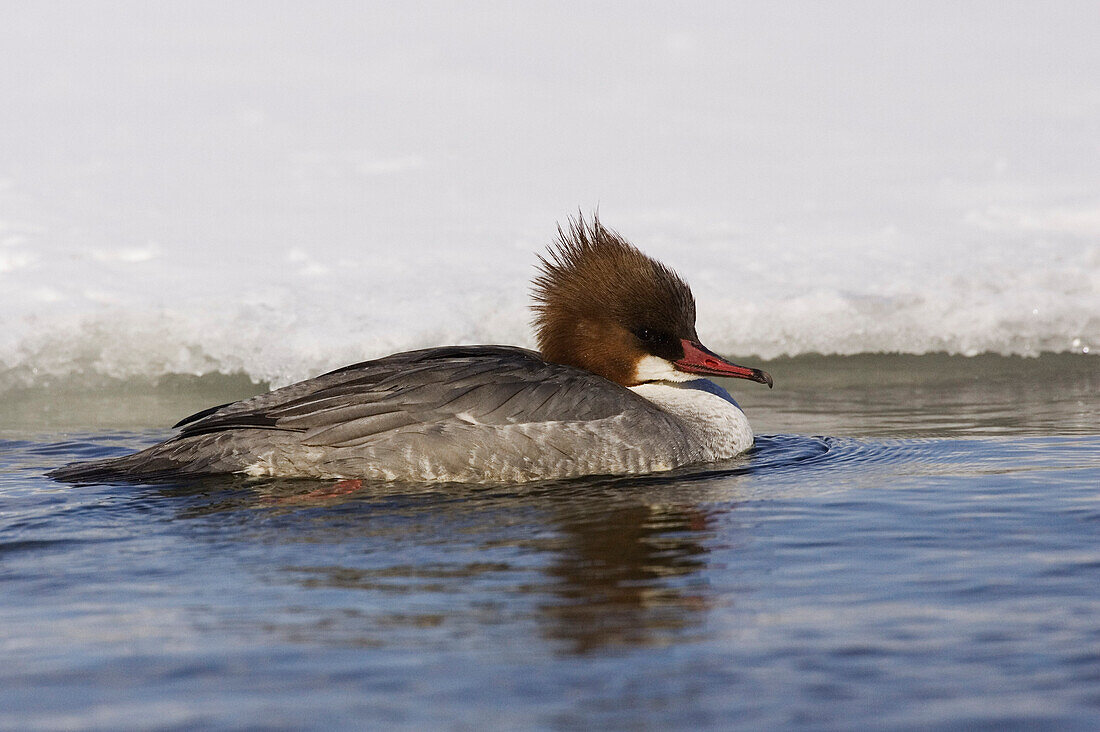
[531,215,698,383]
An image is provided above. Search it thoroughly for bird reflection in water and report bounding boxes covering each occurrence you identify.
[539,501,714,654]
[161,474,731,654]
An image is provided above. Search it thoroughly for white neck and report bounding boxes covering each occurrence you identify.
[628,378,754,459]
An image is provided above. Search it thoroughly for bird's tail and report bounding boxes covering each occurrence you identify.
[47,449,184,483]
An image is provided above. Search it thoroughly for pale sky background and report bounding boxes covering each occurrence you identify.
[1,2,1097,383]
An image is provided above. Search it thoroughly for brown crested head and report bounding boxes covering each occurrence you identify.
[531,215,699,385]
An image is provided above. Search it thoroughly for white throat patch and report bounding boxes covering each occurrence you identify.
[628,379,753,459]
[632,355,695,384]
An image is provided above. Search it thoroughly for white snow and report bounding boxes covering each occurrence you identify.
[0,2,1096,388]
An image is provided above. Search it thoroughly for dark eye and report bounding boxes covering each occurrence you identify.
[635,328,653,342]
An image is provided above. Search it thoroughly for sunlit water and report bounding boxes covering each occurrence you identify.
[2,355,1099,729]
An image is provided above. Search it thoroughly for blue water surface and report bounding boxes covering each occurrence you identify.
[2,424,1100,730]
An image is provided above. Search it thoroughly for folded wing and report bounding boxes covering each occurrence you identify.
[173,346,671,449]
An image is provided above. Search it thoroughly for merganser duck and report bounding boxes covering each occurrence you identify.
[50,217,772,484]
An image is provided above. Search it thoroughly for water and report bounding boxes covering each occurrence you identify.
[2,355,1098,729]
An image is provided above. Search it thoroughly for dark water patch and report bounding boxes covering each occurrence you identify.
[732,352,1100,438]
[0,371,267,431]
[0,537,111,556]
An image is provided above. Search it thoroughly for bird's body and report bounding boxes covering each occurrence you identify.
[50,218,771,484]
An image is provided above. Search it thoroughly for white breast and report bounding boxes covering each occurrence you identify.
[628,379,754,459]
